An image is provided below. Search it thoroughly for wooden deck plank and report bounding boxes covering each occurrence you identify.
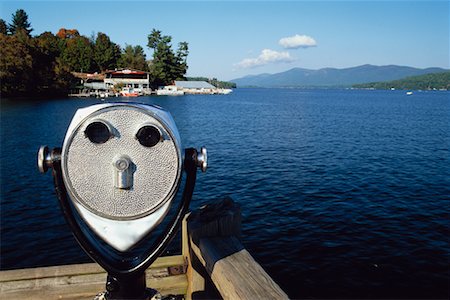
[0,255,185,282]
[0,255,187,299]
[1,275,188,300]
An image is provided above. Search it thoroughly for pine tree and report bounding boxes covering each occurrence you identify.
[119,45,148,71]
[9,9,33,35]
[0,19,8,34]
[93,32,121,71]
[175,42,189,80]
[147,29,189,88]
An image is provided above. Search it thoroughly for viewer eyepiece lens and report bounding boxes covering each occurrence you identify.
[85,121,111,144]
[136,125,161,147]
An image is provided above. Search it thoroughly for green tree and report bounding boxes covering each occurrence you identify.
[93,32,121,71]
[36,31,61,56]
[147,29,189,88]
[187,77,236,88]
[0,29,73,97]
[60,35,94,73]
[353,72,450,90]
[175,41,189,79]
[53,57,75,93]
[8,9,32,35]
[0,19,7,34]
[0,32,33,96]
[147,29,173,87]
[119,44,148,71]
[32,32,64,95]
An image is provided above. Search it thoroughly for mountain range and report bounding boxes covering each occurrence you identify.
[231,65,448,88]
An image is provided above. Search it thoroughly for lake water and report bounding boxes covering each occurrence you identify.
[1,89,449,299]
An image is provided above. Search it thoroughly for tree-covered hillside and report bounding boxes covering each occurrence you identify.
[231,65,448,88]
[353,72,450,90]
[0,9,190,98]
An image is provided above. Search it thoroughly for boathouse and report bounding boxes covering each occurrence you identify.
[83,73,107,91]
[175,81,216,94]
[70,72,108,97]
[104,69,151,93]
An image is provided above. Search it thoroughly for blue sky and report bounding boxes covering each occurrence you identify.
[1,1,449,80]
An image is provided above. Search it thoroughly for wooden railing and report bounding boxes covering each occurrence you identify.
[182,198,288,300]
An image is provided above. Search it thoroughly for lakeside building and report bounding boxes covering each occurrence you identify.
[70,72,108,97]
[104,69,151,94]
[83,73,107,92]
[69,73,232,97]
[174,81,216,94]
[70,69,151,97]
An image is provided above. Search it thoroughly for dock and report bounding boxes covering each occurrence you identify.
[0,198,288,299]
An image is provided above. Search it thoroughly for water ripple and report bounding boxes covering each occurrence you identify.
[1,90,449,298]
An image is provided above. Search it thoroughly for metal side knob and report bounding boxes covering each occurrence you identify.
[196,147,207,172]
[37,146,61,173]
[38,146,51,173]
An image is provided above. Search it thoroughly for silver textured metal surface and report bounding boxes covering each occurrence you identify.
[37,145,49,173]
[112,155,133,189]
[62,104,182,220]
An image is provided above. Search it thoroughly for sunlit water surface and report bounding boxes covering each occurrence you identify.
[1,89,449,299]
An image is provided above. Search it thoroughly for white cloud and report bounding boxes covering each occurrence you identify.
[279,34,317,49]
[235,49,295,69]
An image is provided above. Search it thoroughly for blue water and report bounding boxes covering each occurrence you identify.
[1,89,449,299]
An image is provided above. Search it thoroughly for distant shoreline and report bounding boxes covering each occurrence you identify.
[233,85,449,91]
[3,86,449,101]
[231,65,450,90]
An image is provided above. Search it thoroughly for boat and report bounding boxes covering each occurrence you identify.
[406,91,413,95]
[120,87,139,97]
[217,88,233,95]
[156,85,184,96]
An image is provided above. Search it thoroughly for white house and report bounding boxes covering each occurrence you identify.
[104,69,150,93]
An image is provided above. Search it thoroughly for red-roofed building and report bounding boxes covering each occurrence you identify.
[104,69,150,93]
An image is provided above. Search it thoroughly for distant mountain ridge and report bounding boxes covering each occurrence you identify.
[231,65,449,88]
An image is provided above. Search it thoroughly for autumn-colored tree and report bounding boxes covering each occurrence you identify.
[0,28,74,97]
[56,28,80,39]
[1,10,189,98]
[0,10,74,97]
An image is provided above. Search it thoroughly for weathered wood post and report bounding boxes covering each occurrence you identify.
[183,197,289,300]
